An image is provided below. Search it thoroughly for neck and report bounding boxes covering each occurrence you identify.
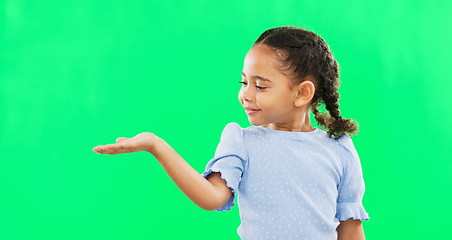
[263,108,314,132]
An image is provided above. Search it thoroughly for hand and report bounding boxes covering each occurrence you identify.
[92,132,157,155]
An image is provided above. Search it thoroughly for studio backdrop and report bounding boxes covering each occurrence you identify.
[1,0,451,239]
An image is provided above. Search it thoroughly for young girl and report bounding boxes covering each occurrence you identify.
[93,26,370,239]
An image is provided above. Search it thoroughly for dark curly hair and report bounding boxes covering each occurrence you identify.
[254,26,359,138]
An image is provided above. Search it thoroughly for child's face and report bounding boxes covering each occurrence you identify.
[239,44,300,127]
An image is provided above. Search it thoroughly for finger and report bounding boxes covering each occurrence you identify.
[116,137,128,143]
[93,145,119,154]
[100,143,127,155]
[93,145,105,152]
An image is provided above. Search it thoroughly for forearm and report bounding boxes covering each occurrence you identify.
[148,137,230,210]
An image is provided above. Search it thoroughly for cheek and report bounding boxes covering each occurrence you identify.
[257,91,290,110]
[255,93,271,108]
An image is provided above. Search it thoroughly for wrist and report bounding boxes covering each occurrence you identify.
[146,135,164,154]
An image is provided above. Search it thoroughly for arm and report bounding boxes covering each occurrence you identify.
[336,219,365,240]
[93,133,232,211]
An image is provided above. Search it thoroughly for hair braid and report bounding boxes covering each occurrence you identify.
[311,41,359,138]
[254,26,359,138]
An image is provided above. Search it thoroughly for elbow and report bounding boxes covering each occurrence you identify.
[197,199,224,211]
[200,205,218,211]
[195,193,230,211]
[195,173,234,211]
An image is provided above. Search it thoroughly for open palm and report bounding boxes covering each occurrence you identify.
[92,132,156,155]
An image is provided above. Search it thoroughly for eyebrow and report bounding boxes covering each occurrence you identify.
[241,72,273,83]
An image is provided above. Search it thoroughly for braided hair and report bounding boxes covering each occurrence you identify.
[254,26,359,138]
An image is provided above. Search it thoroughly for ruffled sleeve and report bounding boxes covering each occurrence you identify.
[336,133,370,221]
[202,123,248,211]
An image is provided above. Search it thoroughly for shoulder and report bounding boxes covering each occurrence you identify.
[217,123,248,146]
[315,130,358,156]
[223,123,283,142]
[214,123,249,159]
[313,130,360,165]
[219,123,269,148]
[222,122,262,136]
[223,122,244,132]
[221,123,245,138]
[336,133,359,158]
[313,130,353,151]
[334,133,362,170]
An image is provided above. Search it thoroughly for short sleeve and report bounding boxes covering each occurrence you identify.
[336,134,370,221]
[202,123,248,211]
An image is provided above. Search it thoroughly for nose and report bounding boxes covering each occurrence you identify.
[239,85,253,103]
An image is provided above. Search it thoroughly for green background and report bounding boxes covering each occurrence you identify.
[1,0,451,239]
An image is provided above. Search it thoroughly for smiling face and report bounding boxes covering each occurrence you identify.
[238,44,301,127]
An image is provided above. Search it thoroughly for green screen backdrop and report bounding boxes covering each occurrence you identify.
[1,0,451,239]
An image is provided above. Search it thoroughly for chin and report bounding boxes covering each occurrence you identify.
[247,118,267,126]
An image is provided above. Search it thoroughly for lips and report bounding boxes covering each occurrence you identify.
[244,107,261,115]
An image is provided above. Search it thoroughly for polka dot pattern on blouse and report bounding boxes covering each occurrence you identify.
[202,123,369,240]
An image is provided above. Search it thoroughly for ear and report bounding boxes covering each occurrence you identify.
[294,79,315,108]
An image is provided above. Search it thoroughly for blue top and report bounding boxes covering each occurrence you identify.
[202,123,369,240]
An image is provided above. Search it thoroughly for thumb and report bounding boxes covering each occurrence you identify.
[116,137,128,143]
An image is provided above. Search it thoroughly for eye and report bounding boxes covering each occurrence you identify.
[256,86,267,90]
[239,81,248,86]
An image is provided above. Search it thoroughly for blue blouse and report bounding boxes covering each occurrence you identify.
[202,123,369,239]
